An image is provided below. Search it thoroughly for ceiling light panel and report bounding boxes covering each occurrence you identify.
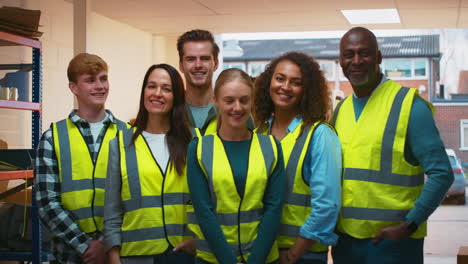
[341,9,401,24]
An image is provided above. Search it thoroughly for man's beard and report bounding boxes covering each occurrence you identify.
[349,72,370,88]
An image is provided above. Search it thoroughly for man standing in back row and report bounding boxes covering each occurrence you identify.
[177,29,219,136]
[332,27,454,264]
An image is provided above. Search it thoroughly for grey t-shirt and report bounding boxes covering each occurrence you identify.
[188,104,214,128]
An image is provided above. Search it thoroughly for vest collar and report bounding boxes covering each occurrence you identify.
[68,109,118,127]
[352,74,388,99]
[267,115,302,134]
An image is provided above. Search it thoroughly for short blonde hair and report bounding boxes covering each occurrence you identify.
[67,53,108,82]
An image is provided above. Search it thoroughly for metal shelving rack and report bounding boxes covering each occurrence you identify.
[0,30,47,263]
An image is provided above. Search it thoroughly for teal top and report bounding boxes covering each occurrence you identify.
[188,104,214,129]
[352,77,454,226]
[187,136,285,264]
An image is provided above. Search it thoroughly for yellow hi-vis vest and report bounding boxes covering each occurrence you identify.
[257,121,329,253]
[187,134,280,264]
[52,118,126,233]
[190,121,216,139]
[333,80,432,239]
[187,106,218,138]
[117,128,190,256]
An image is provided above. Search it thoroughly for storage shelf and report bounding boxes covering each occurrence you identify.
[0,31,41,49]
[0,29,45,263]
[0,170,34,181]
[0,99,41,111]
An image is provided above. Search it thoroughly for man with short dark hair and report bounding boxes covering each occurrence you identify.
[177,29,219,136]
[331,27,454,264]
[35,53,125,263]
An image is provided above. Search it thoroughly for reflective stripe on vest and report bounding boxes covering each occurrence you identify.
[187,134,279,264]
[187,208,263,226]
[53,118,124,233]
[118,128,189,256]
[335,80,429,239]
[267,121,329,252]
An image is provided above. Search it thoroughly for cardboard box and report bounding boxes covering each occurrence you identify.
[458,246,468,264]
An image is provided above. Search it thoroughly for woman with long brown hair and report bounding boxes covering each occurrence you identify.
[103,64,194,264]
[255,52,342,264]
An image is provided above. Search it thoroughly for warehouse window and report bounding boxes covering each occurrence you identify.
[223,62,246,71]
[382,59,428,80]
[248,61,269,77]
[460,120,468,150]
[317,60,335,81]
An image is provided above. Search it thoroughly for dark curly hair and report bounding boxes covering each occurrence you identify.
[254,52,330,133]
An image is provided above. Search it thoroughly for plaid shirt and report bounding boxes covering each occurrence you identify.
[35,110,121,263]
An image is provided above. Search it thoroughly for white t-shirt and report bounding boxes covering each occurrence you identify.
[142,131,169,172]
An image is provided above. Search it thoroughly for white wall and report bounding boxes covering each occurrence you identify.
[35,0,75,131]
[88,12,153,123]
[153,35,179,66]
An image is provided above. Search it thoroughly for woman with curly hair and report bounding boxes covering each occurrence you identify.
[254,52,342,264]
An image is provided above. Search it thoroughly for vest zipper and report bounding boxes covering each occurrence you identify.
[219,133,252,263]
[231,136,252,263]
[237,196,246,263]
[90,163,98,235]
[160,165,173,247]
[142,136,173,248]
[76,122,107,234]
[90,124,114,235]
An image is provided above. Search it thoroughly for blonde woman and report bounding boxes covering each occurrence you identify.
[187,68,285,264]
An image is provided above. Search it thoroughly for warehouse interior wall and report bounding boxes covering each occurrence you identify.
[0,0,183,150]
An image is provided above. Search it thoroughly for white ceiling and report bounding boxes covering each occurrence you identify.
[89,0,468,36]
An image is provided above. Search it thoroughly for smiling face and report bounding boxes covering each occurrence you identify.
[143,68,174,117]
[69,71,109,109]
[269,60,304,114]
[179,41,219,90]
[339,29,382,92]
[215,79,252,130]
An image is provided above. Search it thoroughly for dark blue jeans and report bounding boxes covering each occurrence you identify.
[281,250,327,264]
[120,247,194,264]
[195,258,279,264]
[332,233,424,264]
[154,248,194,264]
